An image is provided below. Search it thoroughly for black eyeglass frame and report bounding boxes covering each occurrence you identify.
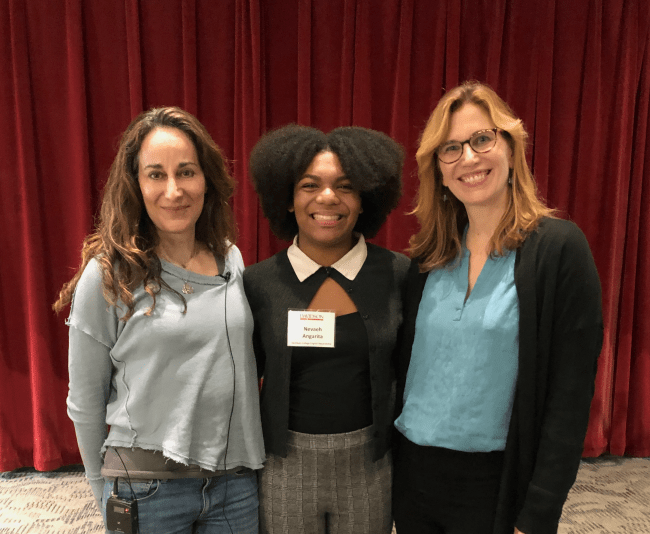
[435,128,500,164]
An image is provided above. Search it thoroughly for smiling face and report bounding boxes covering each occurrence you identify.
[290,150,362,257]
[440,102,513,215]
[138,127,206,243]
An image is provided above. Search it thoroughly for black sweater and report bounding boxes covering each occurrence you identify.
[244,243,410,461]
[395,218,603,534]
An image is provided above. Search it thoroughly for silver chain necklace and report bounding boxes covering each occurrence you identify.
[159,243,198,295]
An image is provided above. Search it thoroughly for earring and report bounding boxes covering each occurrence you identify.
[443,193,448,202]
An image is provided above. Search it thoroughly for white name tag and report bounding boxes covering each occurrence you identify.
[287,309,336,348]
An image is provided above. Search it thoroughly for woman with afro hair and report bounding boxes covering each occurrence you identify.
[244,125,409,534]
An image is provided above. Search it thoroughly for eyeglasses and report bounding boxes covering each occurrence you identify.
[436,128,499,164]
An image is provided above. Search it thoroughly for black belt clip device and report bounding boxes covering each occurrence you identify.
[106,479,138,533]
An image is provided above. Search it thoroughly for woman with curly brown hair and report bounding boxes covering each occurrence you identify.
[244,125,409,534]
[54,107,264,534]
[392,82,603,534]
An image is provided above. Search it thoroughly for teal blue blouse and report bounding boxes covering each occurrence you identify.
[394,245,519,452]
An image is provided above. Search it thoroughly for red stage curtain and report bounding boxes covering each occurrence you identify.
[0,0,648,471]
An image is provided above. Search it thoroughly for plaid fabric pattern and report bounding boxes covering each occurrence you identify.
[259,426,392,533]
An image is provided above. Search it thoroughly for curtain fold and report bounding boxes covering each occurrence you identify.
[180,0,198,114]
[610,19,650,456]
[1,0,36,471]
[125,0,143,115]
[1,0,87,471]
[233,0,264,263]
[1,0,648,471]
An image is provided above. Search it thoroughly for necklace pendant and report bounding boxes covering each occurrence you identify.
[182,282,194,295]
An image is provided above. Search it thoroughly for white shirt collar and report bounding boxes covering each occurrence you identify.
[287,234,368,282]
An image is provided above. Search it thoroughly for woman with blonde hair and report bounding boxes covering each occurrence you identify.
[54,107,264,533]
[393,82,603,534]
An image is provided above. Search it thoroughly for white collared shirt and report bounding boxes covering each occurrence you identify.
[287,234,368,282]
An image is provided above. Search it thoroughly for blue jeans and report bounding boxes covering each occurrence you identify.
[102,471,259,534]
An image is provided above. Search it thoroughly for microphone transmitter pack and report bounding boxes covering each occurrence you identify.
[106,494,138,533]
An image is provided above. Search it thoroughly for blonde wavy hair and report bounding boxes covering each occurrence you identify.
[408,81,554,272]
[53,107,236,320]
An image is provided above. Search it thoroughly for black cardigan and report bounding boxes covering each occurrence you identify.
[244,243,410,461]
[395,218,603,534]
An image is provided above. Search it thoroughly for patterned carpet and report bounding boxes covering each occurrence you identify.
[557,456,650,533]
[0,465,103,533]
[0,456,648,533]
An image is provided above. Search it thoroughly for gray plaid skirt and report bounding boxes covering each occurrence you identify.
[259,425,392,534]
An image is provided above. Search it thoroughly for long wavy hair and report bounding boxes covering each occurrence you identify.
[53,107,237,320]
[408,81,554,272]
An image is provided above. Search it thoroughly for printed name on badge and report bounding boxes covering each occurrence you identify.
[287,310,336,347]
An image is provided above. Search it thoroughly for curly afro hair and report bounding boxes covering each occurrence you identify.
[249,124,404,241]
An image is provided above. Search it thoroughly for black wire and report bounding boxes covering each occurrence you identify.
[221,271,236,534]
[113,447,139,534]
[113,447,137,502]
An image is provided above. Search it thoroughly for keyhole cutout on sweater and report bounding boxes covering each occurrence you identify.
[307,277,357,316]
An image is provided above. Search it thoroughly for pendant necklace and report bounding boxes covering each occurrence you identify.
[182,280,194,295]
[160,243,198,295]
[180,245,198,294]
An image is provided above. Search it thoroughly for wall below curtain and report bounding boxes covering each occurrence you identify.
[1,0,649,471]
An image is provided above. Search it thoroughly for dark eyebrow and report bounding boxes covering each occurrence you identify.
[444,129,494,144]
[299,173,347,181]
[142,162,198,170]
